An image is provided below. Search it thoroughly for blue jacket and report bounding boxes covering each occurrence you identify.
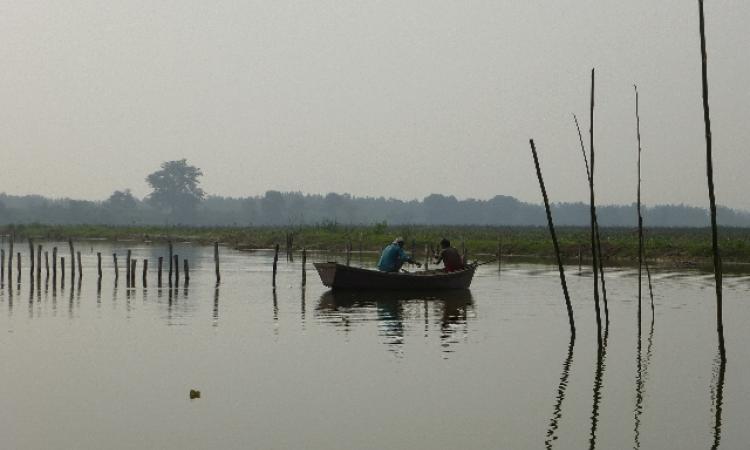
[377,243,410,272]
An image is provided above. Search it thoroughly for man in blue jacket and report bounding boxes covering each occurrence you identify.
[377,237,421,272]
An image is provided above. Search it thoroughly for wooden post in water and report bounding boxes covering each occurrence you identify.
[698,0,724,359]
[301,247,307,286]
[45,251,49,280]
[8,237,13,286]
[29,239,34,280]
[183,259,189,285]
[272,244,279,288]
[113,253,119,283]
[530,139,575,338]
[68,239,75,285]
[589,68,603,348]
[97,252,102,279]
[168,241,173,287]
[60,257,65,288]
[0,249,4,285]
[126,249,132,288]
[76,251,82,281]
[214,242,220,284]
[16,252,21,284]
[143,259,148,287]
[173,254,179,287]
[635,84,644,331]
[52,247,58,285]
[157,257,163,287]
[130,259,137,287]
[36,245,42,284]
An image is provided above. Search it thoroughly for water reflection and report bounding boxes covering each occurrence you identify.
[711,347,727,449]
[633,314,655,449]
[544,333,575,449]
[589,329,609,450]
[317,289,474,355]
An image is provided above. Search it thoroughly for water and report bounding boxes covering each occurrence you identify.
[1,242,749,449]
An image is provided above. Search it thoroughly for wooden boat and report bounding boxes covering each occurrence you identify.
[313,262,476,290]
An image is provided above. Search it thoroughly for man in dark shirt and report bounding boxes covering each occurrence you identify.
[434,238,464,272]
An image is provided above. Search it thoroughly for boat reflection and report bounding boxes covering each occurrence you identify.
[317,289,474,355]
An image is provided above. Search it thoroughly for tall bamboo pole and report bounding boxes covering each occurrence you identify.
[589,68,603,349]
[635,85,644,333]
[529,139,575,338]
[698,0,724,360]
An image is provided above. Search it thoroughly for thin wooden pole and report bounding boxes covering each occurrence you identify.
[76,251,82,280]
[113,253,119,282]
[168,241,173,287]
[68,239,75,285]
[214,241,220,284]
[52,247,57,285]
[157,256,163,287]
[16,252,21,284]
[29,239,34,280]
[635,84,644,333]
[301,247,307,286]
[0,249,4,285]
[126,249,131,287]
[130,259,136,287]
[8,237,13,286]
[183,259,189,285]
[530,139,575,338]
[698,0,724,359]
[45,251,49,280]
[173,254,179,287]
[272,244,279,287]
[97,252,102,279]
[589,68,603,349]
[60,256,65,287]
[143,259,148,287]
[36,244,42,284]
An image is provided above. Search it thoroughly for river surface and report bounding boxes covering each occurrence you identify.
[1,242,748,449]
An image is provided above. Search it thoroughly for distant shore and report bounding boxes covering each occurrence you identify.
[2,223,749,267]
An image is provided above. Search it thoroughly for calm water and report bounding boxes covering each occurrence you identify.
[1,242,749,449]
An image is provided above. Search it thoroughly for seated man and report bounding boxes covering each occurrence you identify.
[377,237,421,272]
[434,238,464,272]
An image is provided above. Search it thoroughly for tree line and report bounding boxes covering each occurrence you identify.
[0,159,748,227]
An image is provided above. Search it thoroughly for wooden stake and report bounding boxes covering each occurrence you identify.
[76,251,82,280]
[130,259,137,287]
[126,249,131,287]
[61,256,65,285]
[16,252,21,284]
[157,256,163,287]
[173,254,179,287]
[301,247,307,286]
[143,259,148,287]
[530,139,575,338]
[214,241,220,283]
[8,237,13,286]
[272,244,279,287]
[97,252,102,279]
[168,241,173,287]
[183,259,189,285]
[29,239,34,279]
[68,239,74,285]
[113,253,119,282]
[45,251,49,280]
[1,249,4,284]
[36,244,41,284]
[52,247,57,284]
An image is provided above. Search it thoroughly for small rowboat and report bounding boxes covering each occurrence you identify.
[313,262,476,290]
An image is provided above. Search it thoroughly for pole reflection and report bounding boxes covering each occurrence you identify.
[711,345,727,449]
[213,285,219,326]
[544,333,575,449]
[589,328,608,450]
[633,313,654,449]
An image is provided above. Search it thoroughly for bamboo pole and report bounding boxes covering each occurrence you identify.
[143,259,148,287]
[589,69,603,348]
[126,249,131,287]
[113,253,119,282]
[52,247,57,285]
[698,0,724,359]
[61,256,65,287]
[635,85,644,332]
[1,249,4,285]
[36,245,42,284]
[158,256,163,287]
[529,139,575,338]
[130,259,137,287]
[45,251,49,280]
[68,239,74,285]
[76,251,82,280]
[214,241,220,284]
[173,254,179,287]
[301,247,307,286]
[7,237,13,286]
[272,244,279,287]
[168,241,173,287]
[97,252,102,279]
[183,259,189,285]
[29,239,34,280]
[16,252,21,284]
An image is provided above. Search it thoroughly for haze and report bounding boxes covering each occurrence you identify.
[1,1,748,209]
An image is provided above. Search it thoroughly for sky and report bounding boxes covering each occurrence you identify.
[1,1,749,209]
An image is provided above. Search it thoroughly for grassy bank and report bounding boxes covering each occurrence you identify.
[3,223,750,265]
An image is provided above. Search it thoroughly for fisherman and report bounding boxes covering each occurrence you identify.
[434,238,464,272]
[377,237,421,272]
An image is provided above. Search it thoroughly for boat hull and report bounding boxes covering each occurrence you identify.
[313,262,475,290]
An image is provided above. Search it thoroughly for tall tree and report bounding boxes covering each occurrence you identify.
[145,159,205,220]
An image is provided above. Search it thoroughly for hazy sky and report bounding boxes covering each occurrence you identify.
[1,1,748,209]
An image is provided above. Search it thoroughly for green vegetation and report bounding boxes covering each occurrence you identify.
[4,223,750,265]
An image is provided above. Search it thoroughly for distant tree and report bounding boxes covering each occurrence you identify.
[145,159,205,219]
[105,189,138,210]
[260,190,285,225]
